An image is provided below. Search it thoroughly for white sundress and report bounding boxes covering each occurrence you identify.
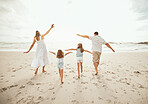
[31,36,49,68]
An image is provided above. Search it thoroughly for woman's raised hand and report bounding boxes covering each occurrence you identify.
[51,24,54,28]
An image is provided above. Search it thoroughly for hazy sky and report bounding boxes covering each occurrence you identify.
[0,0,148,42]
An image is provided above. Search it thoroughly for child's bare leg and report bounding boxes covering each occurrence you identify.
[77,63,80,78]
[61,69,64,84]
[80,62,83,73]
[35,68,39,75]
[42,65,46,72]
[59,69,61,78]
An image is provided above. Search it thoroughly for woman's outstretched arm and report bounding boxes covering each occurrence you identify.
[65,52,73,56]
[42,24,54,38]
[49,51,56,55]
[24,38,36,53]
[65,49,77,51]
[84,50,93,54]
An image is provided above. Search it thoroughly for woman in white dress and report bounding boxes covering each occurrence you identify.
[24,24,54,75]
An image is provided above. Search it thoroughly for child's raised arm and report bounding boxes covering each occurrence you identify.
[49,51,56,55]
[65,52,73,56]
[84,50,92,54]
[65,49,77,51]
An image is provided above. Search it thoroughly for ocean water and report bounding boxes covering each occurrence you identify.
[0,41,148,53]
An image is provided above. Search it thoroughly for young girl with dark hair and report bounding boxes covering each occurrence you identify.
[49,50,72,84]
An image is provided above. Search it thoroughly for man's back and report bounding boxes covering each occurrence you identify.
[89,36,106,52]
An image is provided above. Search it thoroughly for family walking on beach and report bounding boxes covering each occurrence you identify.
[24,24,115,84]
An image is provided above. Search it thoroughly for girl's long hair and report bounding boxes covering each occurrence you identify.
[56,49,64,58]
[35,30,40,41]
[77,43,84,53]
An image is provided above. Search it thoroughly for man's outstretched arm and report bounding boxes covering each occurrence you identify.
[105,43,115,52]
[76,34,89,39]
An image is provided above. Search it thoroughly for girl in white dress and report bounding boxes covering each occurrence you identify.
[65,43,92,78]
[49,50,72,84]
[24,24,54,75]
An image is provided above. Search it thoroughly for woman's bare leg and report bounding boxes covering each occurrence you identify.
[35,68,39,75]
[42,65,46,72]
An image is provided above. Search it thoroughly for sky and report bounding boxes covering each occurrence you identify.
[0,0,148,43]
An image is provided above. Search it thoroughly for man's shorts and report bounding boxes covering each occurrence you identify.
[93,51,101,63]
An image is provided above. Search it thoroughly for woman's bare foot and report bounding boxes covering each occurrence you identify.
[42,70,46,73]
[35,71,37,75]
[61,82,64,84]
[95,72,98,75]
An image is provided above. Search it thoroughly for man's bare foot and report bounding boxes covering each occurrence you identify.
[95,72,98,75]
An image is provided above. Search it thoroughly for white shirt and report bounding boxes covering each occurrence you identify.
[89,36,107,52]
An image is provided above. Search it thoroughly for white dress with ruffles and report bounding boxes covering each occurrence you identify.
[31,36,49,68]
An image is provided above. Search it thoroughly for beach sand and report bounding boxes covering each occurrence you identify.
[0,51,148,104]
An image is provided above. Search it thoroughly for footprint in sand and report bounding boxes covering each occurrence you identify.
[19,85,25,89]
[12,70,17,72]
[106,78,112,81]
[0,75,4,77]
[11,75,15,77]
[36,83,41,85]
[15,92,21,97]
[72,100,79,103]
[138,84,144,88]
[27,81,34,85]
[51,97,56,100]
[49,87,54,90]
[98,97,103,100]
[81,82,88,84]
[106,99,111,103]
[37,96,44,101]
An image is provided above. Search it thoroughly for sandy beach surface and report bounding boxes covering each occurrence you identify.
[0,51,148,104]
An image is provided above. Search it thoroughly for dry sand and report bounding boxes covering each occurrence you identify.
[0,51,148,104]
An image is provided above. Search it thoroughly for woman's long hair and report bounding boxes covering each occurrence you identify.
[56,49,64,58]
[35,30,40,41]
[77,43,84,53]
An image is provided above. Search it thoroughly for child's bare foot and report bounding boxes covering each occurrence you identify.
[95,72,98,75]
[81,70,83,73]
[61,82,64,84]
[78,75,80,79]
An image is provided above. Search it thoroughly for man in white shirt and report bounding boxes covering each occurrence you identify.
[77,32,115,75]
